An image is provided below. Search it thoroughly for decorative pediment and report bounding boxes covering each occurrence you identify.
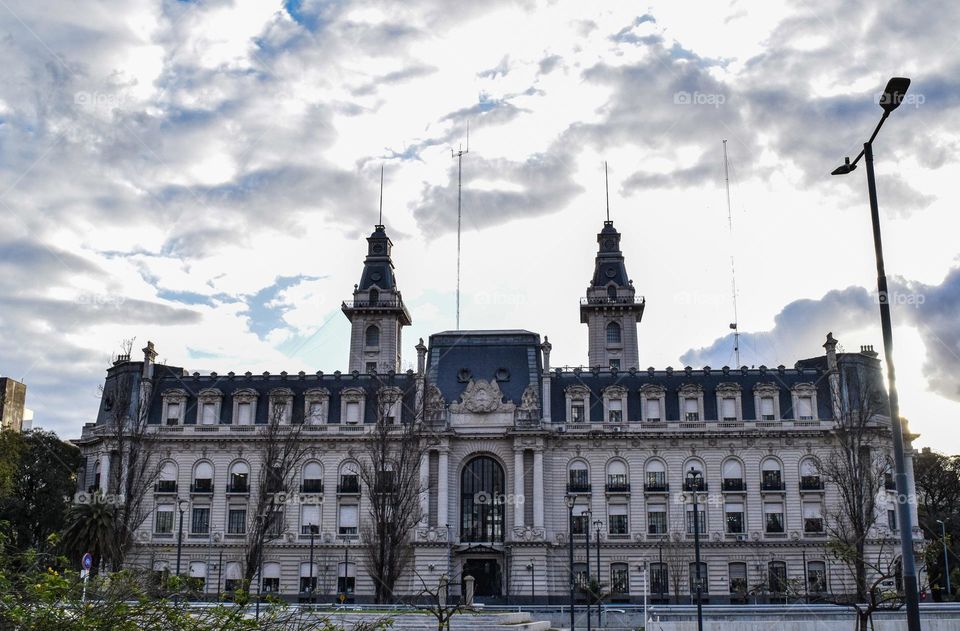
[753,382,780,395]
[639,383,665,396]
[565,384,591,399]
[716,382,742,394]
[602,384,628,398]
[679,383,703,395]
[450,378,515,414]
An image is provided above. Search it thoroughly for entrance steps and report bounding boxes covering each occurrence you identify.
[321,611,553,630]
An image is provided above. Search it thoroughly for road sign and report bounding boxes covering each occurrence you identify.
[82,553,93,570]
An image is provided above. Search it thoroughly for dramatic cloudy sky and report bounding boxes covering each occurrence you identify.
[1,0,958,450]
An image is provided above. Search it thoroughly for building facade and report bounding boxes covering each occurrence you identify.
[74,220,922,604]
[0,376,27,432]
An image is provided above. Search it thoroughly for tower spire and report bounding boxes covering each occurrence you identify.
[605,161,610,222]
[452,122,470,330]
[378,164,384,226]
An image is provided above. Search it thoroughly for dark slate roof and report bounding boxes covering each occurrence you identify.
[358,225,398,291]
[589,220,631,288]
[426,330,542,406]
[549,365,834,422]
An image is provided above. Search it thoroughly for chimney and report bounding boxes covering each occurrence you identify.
[142,341,158,378]
[860,344,879,358]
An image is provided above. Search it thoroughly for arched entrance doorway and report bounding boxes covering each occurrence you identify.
[460,456,505,598]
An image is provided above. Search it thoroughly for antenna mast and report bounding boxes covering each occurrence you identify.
[723,139,741,368]
[605,161,610,222]
[452,122,469,330]
[378,164,384,225]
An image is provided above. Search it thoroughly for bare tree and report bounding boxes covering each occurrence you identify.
[242,397,310,587]
[410,569,469,631]
[352,378,438,603]
[661,530,690,603]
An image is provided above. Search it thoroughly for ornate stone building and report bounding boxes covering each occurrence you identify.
[74,220,921,604]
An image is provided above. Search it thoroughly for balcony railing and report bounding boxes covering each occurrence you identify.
[337,479,361,494]
[800,476,824,491]
[683,481,709,493]
[190,481,213,494]
[300,480,324,494]
[154,481,177,493]
[722,479,745,492]
[342,299,404,309]
[580,295,645,306]
[644,482,669,493]
[605,481,631,493]
[566,482,592,494]
[226,483,249,494]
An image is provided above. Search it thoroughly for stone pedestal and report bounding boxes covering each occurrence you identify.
[463,574,475,606]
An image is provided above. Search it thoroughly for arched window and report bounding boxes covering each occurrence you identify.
[606,321,622,344]
[365,325,380,347]
[337,562,356,593]
[228,461,249,493]
[369,288,379,305]
[192,462,213,493]
[189,561,207,589]
[607,285,617,301]
[460,456,505,542]
[645,459,668,491]
[157,461,178,493]
[262,562,281,593]
[338,462,360,494]
[769,561,788,594]
[800,457,821,489]
[224,562,242,592]
[683,459,707,491]
[761,458,784,491]
[568,460,590,492]
[606,460,628,491]
[302,461,323,493]
[300,562,319,593]
[721,458,744,492]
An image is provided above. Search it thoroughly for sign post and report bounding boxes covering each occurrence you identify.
[81,553,93,603]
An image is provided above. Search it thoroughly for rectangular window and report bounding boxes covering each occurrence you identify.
[684,397,699,422]
[227,508,247,534]
[888,508,898,531]
[571,403,585,423]
[338,474,360,494]
[721,397,737,421]
[155,507,174,534]
[689,562,709,594]
[797,396,814,420]
[808,561,827,593]
[572,505,588,535]
[685,506,706,534]
[645,398,661,421]
[764,502,785,533]
[345,402,361,424]
[301,505,320,534]
[651,562,668,596]
[568,468,589,488]
[608,398,623,423]
[611,563,629,594]
[229,472,248,493]
[803,501,824,533]
[729,562,748,597]
[647,505,667,535]
[760,396,775,421]
[266,511,284,537]
[608,503,628,535]
[339,504,359,535]
[365,362,376,373]
[191,507,210,534]
[237,402,252,425]
[165,403,180,425]
[725,502,744,534]
[201,402,216,425]
[308,402,324,424]
[262,577,280,593]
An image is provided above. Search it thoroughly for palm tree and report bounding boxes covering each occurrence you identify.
[61,493,117,575]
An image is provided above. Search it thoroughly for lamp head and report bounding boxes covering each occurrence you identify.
[879,77,911,113]
[564,495,575,508]
[178,498,189,511]
[832,157,857,176]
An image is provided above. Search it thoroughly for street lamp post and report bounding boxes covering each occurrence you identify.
[687,467,704,631]
[174,498,188,606]
[593,519,603,628]
[526,561,535,604]
[831,76,921,631]
[565,495,576,631]
[659,535,665,602]
[308,524,318,606]
[938,519,952,598]
[584,508,592,631]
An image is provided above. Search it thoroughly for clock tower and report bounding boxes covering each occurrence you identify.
[342,224,412,373]
[579,220,645,370]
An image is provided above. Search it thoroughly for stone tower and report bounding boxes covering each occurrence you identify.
[579,220,645,370]
[342,224,412,373]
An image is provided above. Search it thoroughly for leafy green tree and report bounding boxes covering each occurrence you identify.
[60,495,117,574]
[914,448,960,600]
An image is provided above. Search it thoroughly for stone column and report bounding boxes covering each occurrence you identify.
[99,452,111,493]
[823,333,842,420]
[533,450,544,529]
[514,450,525,529]
[420,451,431,525]
[541,337,553,423]
[438,450,449,529]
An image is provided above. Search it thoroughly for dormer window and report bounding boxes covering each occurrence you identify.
[369,288,379,305]
[378,387,403,424]
[716,383,742,422]
[791,383,819,421]
[721,398,737,421]
[753,383,781,422]
[646,399,661,421]
[197,388,223,425]
[269,388,294,424]
[341,388,366,425]
[565,385,590,424]
[304,388,330,425]
[165,402,181,425]
[684,397,699,422]
[640,384,666,423]
[232,388,258,425]
[571,403,585,422]
[602,385,628,423]
[161,389,187,426]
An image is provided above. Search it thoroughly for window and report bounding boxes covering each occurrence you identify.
[302,462,323,493]
[608,398,623,422]
[807,561,827,593]
[685,505,706,535]
[573,562,588,589]
[572,504,589,535]
[365,325,380,347]
[266,510,284,536]
[764,502,785,533]
[689,562,708,594]
[227,508,247,534]
[645,460,668,492]
[606,285,617,300]
[606,321,621,344]
[228,462,249,493]
[262,563,280,593]
[571,403,585,422]
[337,562,356,594]
[301,505,320,535]
[307,401,325,424]
[157,461,177,493]
[721,397,737,421]
[725,501,744,534]
[568,461,590,492]
[684,397,699,422]
[345,402,361,424]
[611,563,629,595]
[761,459,784,491]
[189,561,207,590]
[760,396,776,421]
[803,501,824,533]
[237,402,252,425]
[645,398,661,422]
[606,460,629,491]
[800,458,821,490]
[300,562,319,593]
[191,506,210,534]
[224,562,242,592]
[797,395,814,420]
[608,503,628,535]
[339,503,358,536]
[888,508,898,531]
[609,358,620,371]
[200,402,217,425]
[368,288,379,305]
[165,402,180,425]
[460,456,505,542]
[192,462,213,493]
[365,361,376,373]
[722,459,744,491]
[647,502,667,535]
[155,506,174,534]
[729,562,747,597]
[650,562,668,596]
[768,561,787,593]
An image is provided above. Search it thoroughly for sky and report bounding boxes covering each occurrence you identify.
[0,0,958,451]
